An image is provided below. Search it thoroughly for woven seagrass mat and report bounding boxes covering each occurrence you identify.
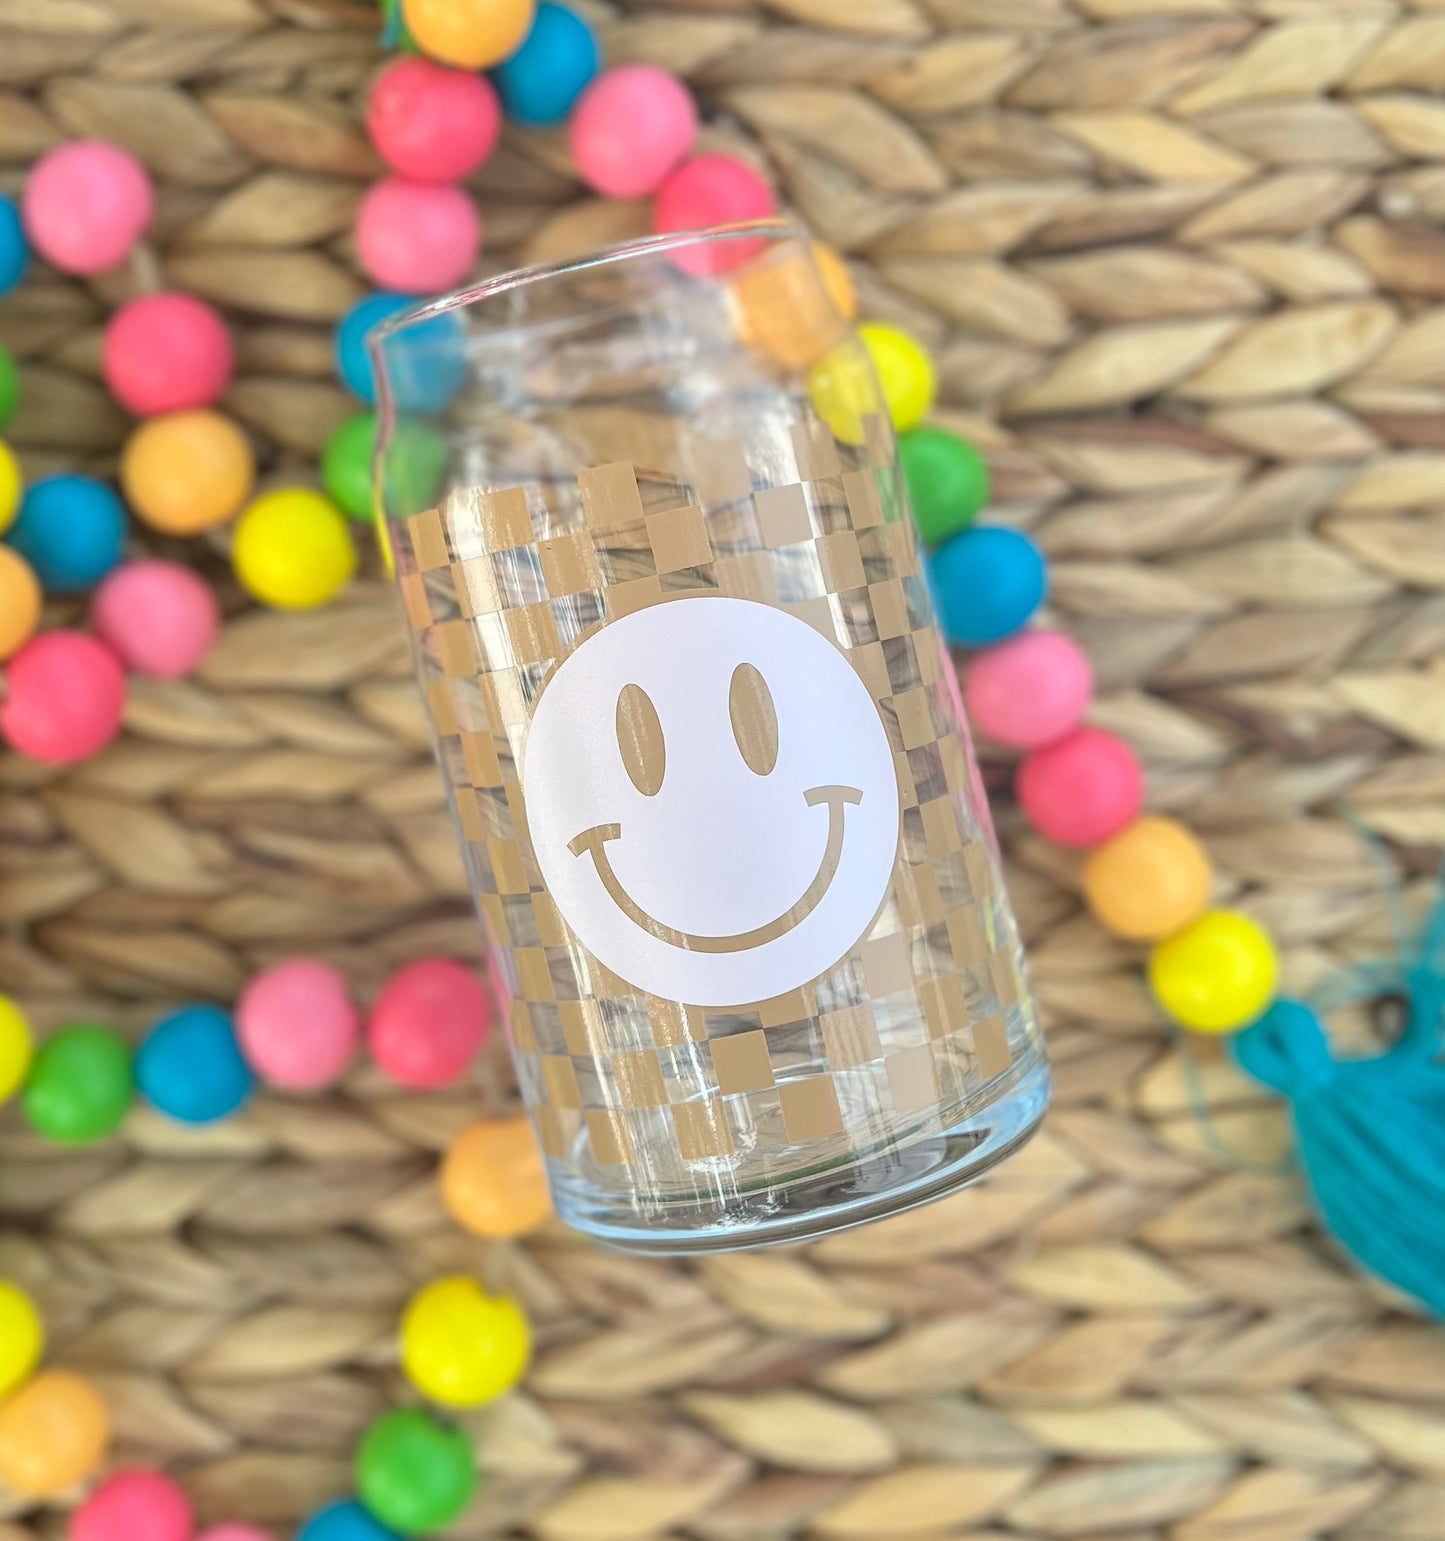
[4,0,1445,1536]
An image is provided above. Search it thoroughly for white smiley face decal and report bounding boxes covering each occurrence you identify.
[522,596,902,1007]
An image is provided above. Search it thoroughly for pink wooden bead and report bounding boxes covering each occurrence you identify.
[368,58,501,184]
[23,141,154,275]
[104,293,234,416]
[369,959,493,1089]
[356,179,481,294]
[1016,727,1144,849]
[72,1469,193,1541]
[236,959,360,1091]
[0,631,125,765]
[652,155,776,274]
[91,560,219,680]
[965,630,1094,750]
[569,65,697,199]
[197,1527,274,1541]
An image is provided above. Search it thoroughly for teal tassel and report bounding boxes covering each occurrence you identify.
[1231,879,1445,1316]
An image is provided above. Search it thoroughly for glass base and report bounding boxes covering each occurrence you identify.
[557,1057,1051,1255]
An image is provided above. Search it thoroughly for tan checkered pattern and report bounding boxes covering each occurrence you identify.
[395,412,1038,1178]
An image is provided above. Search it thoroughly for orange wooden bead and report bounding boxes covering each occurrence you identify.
[734,243,854,369]
[1083,815,1213,943]
[0,1370,110,1497]
[121,410,255,536]
[812,242,856,324]
[441,1115,551,1239]
[405,0,533,69]
[0,546,41,660]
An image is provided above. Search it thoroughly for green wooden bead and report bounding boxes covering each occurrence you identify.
[23,1025,132,1143]
[322,413,379,523]
[356,1408,477,1535]
[385,420,447,523]
[900,426,990,547]
[0,346,20,431]
[322,412,447,525]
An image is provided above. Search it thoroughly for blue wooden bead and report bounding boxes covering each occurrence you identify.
[335,292,466,415]
[8,476,126,594]
[493,3,600,127]
[930,525,1047,647]
[0,195,29,299]
[136,1005,254,1125]
[297,1501,401,1541]
[337,293,414,404]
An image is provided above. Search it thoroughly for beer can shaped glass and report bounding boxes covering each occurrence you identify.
[370,223,1049,1252]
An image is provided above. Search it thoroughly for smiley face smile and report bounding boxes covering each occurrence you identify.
[568,785,862,954]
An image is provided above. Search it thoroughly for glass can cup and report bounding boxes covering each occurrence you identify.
[370,222,1049,1252]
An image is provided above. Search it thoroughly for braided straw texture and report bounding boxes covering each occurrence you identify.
[4,0,1445,1536]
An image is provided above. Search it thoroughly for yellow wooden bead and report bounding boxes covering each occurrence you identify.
[1084,816,1213,942]
[858,322,935,433]
[0,1370,109,1498]
[0,1279,44,1398]
[401,1276,530,1408]
[0,439,22,534]
[807,342,875,446]
[0,994,33,1106]
[1149,910,1278,1035]
[373,504,396,577]
[232,488,357,610]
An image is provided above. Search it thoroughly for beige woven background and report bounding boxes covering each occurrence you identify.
[4,0,1445,1535]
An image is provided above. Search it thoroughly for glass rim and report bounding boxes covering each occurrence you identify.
[369,218,809,340]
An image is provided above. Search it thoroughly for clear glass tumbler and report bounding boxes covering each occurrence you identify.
[370,223,1049,1253]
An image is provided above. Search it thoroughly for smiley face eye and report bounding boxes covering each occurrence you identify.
[730,662,779,776]
[617,682,665,796]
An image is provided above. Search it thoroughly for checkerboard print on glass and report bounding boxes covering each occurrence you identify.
[396,412,1039,1188]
